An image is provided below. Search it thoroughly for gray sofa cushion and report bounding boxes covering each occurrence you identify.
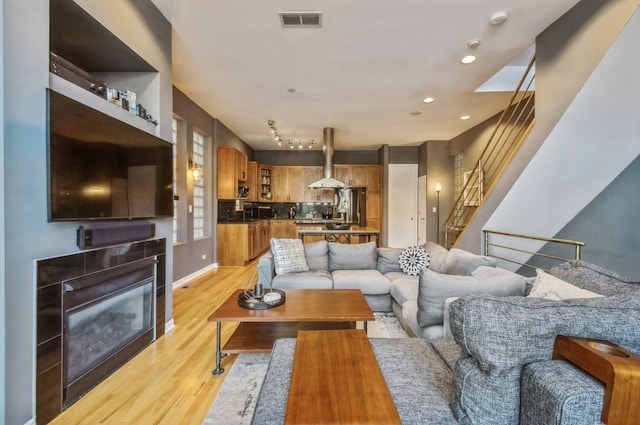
[423,241,448,272]
[272,270,333,289]
[417,268,526,327]
[439,248,496,275]
[549,260,640,296]
[377,247,404,274]
[520,360,604,425]
[448,293,640,425]
[328,241,378,271]
[389,277,418,305]
[303,240,329,271]
[332,269,390,294]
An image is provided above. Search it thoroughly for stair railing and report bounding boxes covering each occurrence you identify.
[444,55,536,248]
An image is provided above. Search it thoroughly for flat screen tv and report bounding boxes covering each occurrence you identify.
[47,89,173,221]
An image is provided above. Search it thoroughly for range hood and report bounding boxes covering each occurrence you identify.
[308,127,349,190]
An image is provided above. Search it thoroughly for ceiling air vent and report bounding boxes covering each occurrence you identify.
[279,12,322,28]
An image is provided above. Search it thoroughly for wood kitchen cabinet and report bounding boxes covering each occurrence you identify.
[273,166,333,203]
[270,220,297,239]
[335,165,380,190]
[246,161,257,201]
[217,146,248,200]
[217,220,270,266]
[258,164,273,201]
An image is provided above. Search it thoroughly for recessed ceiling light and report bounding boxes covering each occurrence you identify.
[409,110,422,116]
[422,97,435,104]
[467,39,481,49]
[460,55,477,64]
[460,115,470,120]
[287,88,296,93]
[489,11,509,25]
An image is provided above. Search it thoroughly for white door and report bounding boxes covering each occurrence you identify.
[417,175,427,245]
[387,164,418,248]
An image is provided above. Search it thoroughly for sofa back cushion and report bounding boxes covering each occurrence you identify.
[417,268,525,327]
[549,260,639,296]
[304,240,329,271]
[377,247,403,274]
[328,241,378,271]
[422,241,448,272]
[448,293,640,425]
[439,248,496,275]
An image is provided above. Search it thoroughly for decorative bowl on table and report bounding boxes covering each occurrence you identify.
[325,222,350,230]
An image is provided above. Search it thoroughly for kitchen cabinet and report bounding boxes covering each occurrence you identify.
[246,161,257,201]
[272,166,305,202]
[258,164,273,201]
[271,220,297,239]
[217,220,269,266]
[217,223,249,266]
[335,165,380,190]
[218,146,248,200]
[273,166,333,203]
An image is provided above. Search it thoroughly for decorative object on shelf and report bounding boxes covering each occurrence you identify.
[399,246,430,276]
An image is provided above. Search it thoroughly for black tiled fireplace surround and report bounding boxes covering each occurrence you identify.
[36,238,166,424]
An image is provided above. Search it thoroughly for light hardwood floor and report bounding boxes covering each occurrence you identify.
[49,262,257,425]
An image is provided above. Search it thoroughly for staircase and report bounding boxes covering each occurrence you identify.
[443,56,536,248]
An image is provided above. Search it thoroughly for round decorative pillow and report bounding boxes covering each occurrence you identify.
[398,246,430,276]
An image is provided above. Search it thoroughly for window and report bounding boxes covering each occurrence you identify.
[192,130,205,239]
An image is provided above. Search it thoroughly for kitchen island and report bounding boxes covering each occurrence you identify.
[297,226,380,246]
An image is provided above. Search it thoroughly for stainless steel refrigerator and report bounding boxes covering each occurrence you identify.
[335,187,367,226]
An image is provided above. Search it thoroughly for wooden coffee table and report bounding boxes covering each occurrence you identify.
[285,329,401,424]
[207,289,374,374]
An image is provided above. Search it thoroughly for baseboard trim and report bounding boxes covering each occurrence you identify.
[171,263,218,290]
[164,319,175,334]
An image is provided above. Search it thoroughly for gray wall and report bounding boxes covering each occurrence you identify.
[254,149,381,166]
[3,1,172,423]
[173,87,216,281]
[424,141,454,244]
[553,155,640,279]
[0,0,5,417]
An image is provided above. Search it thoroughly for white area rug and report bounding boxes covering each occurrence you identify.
[202,313,407,425]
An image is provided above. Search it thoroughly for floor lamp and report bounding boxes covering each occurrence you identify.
[435,183,442,244]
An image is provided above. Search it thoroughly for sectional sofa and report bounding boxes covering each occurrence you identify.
[257,239,528,339]
[252,259,640,425]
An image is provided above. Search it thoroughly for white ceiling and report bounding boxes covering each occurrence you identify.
[152,0,581,151]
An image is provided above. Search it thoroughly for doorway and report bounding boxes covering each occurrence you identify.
[387,164,418,248]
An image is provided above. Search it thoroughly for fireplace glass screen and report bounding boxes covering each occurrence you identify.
[65,277,153,388]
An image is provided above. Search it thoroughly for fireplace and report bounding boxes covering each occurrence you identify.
[36,239,166,424]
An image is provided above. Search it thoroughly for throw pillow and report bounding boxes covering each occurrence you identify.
[439,248,496,275]
[417,268,526,327]
[398,246,430,276]
[270,238,310,275]
[528,269,603,300]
